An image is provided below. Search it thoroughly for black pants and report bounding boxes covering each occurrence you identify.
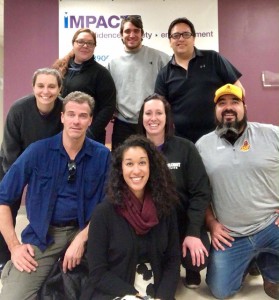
[0,196,22,262]
[181,225,211,272]
[111,118,138,151]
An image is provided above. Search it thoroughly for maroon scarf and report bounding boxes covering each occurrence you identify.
[117,190,159,235]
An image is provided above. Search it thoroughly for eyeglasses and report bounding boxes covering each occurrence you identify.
[68,160,76,182]
[169,32,193,40]
[75,39,95,48]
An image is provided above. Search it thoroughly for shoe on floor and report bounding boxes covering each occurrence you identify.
[264,279,279,299]
[248,262,260,276]
[183,270,201,289]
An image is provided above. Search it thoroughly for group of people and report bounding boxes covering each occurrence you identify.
[0,14,278,300]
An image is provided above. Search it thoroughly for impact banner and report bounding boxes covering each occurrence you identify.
[59,0,218,66]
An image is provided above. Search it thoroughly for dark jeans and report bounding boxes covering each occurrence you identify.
[111,118,138,151]
[0,196,22,262]
[181,225,211,272]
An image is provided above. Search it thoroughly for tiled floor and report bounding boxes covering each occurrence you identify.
[0,207,271,299]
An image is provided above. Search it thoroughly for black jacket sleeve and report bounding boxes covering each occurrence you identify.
[87,68,116,142]
[154,65,168,98]
[185,142,211,237]
[163,137,211,238]
[155,211,180,300]
[0,105,23,176]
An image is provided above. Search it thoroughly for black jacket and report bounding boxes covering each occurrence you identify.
[62,56,116,143]
[80,201,180,300]
[37,259,88,300]
[162,136,211,239]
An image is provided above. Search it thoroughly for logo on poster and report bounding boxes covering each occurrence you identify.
[64,13,124,29]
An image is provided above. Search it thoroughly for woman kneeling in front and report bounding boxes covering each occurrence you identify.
[80,135,180,300]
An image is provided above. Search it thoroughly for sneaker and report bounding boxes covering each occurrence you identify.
[183,270,201,289]
[264,279,279,299]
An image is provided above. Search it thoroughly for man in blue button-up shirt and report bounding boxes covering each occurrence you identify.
[0,91,111,299]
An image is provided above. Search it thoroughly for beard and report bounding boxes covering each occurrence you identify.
[215,109,247,141]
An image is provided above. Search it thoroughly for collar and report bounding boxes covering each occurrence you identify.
[49,132,97,160]
[194,47,203,57]
[171,46,199,66]
[216,122,250,144]
[124,44,144,54]
[70,55,96,70]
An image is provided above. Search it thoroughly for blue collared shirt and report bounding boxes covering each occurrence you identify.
[0,132,111,251]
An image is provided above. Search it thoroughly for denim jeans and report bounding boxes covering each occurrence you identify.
[206,221,279,299]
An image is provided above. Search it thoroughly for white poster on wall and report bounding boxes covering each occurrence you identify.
[59,0,218,66]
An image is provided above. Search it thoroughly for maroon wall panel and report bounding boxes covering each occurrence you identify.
[218,0,279,124]
[4,0,59,117]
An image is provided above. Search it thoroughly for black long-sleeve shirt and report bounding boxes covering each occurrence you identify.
[0,95,63,178]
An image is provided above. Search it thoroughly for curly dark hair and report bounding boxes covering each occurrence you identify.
[107,135,178,218]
